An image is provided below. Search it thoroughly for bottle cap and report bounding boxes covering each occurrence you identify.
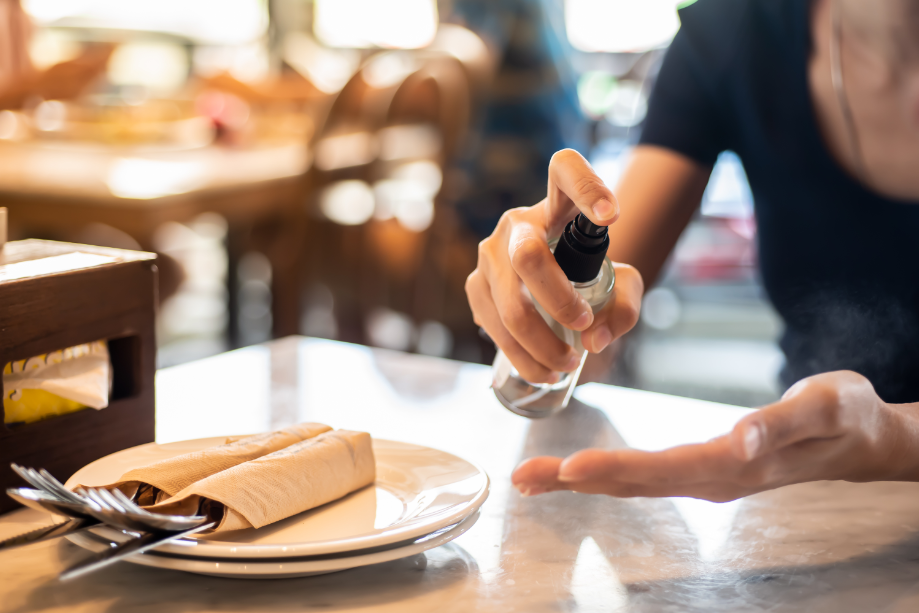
[553,214,609,283]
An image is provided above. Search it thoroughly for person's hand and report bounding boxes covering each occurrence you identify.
[512,371,919,501]
[465,149,644,383]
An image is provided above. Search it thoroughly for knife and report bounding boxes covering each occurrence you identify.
[59,522,215,581]
[0,517,99,551]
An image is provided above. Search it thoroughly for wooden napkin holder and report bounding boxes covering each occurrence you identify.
[0,238,157,514]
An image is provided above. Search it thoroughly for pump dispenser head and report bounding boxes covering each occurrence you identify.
[553,213,610,283]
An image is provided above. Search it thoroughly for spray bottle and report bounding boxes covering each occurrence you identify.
[492,213,615,418]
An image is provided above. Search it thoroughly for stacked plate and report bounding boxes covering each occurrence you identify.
[63,437,489,579]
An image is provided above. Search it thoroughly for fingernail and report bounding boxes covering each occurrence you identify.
[592,199,615,220]
[591,326,612,352]
[557,472,580,483]
[557,461,584,482]
[572,310,592,330]
[743,424,762,460]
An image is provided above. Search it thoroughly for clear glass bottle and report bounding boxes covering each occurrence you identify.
[492,215,615,418]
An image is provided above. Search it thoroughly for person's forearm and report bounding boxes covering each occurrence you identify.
[606,146,712,289]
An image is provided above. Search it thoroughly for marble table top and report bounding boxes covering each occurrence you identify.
[2,336,919,612]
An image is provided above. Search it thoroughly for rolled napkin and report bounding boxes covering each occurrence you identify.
[109,422,332,504]
[147,430,376,531]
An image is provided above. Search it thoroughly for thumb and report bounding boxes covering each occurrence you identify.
[547,149,619,233]
[729,374,846,461]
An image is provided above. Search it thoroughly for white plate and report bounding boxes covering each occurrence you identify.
[65,437,489,559]
[65,512,480,579]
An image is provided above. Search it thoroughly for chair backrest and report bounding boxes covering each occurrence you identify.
[384,53,470,166]
[427,24,495,102]
[302,46,478,347]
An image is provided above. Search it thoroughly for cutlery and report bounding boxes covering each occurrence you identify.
[6,487,97,519]
[0,517,98,551]
[77,486,207,532]
[9,464,207,533]
[11,464,87,506]
[59,521,215,581]
[3,482,211,557]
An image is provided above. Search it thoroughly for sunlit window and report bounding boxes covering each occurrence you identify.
[565,0,693,53]
[108,43,189,94]
[23,0,267,46]
[283,33,361,94]
[313,0,438,49]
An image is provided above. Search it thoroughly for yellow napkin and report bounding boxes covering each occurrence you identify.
[149,430,376,531]
[111,423,332,502]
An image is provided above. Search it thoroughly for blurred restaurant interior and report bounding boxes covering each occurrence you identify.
[0,0,780,409]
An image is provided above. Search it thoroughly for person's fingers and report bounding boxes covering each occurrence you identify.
[514,377,880,501]
[582,263,643,353]
[465,270,557,383]
[556,440,738,488]
[547,149,619,230]
[472,212,576,378]
[560,478,747,501]
[484,255,582,373]
[728,372,873,461]
[511,456,564,496]
[507,220,594,332]
[513,453,749,501]
[511,443,733,497]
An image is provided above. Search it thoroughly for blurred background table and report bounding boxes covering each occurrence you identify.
[0,138,310,345]
[2,336,919,613]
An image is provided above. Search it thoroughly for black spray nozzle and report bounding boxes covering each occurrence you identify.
[572,215,608,247]
[553,213,609,283]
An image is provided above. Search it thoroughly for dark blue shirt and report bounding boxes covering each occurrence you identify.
[640,0,919,402]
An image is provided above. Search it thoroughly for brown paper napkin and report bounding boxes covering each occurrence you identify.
[148,430,376,531]
[110,422,332,503]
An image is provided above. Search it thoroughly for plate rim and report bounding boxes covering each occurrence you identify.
[64,511,480,578]
[65,436,490,559]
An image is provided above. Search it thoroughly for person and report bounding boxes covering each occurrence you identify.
[447,0,589,240]
[465,0,919,502]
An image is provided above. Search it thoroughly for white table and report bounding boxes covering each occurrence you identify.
[3,336,919,612]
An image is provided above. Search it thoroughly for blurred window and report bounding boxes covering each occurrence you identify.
[701,151,754,219]
[565,0,695,53]
[282,33,360,94]
[108,42,188,94]
[313,0,438,49]
[22,0,267,45]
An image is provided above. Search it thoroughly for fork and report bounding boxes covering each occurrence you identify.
[11,464,87,505]
[6,487,96,520]
[76,486,207,532]
[11,464,207,533]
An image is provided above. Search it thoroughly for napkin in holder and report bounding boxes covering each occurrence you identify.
[3,340,112,424]
[0,232,157,514]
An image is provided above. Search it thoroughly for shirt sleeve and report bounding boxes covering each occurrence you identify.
[639,0,747,166]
